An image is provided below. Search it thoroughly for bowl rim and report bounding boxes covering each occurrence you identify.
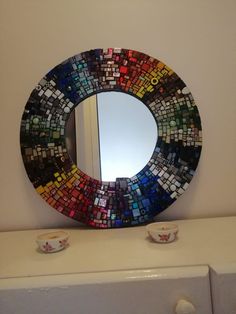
[146,222,179,232]
[36,230,69,242]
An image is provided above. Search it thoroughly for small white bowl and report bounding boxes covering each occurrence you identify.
[146,222,179,243]
[36,231,69,253]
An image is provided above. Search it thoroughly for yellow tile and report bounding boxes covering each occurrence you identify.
[151,77,158,85]
[54,181,61,188]
[151,70,158,76]
[136,91,144,98]
[61,173,66,180]
[147,85,154,92]
[36,185,44,194]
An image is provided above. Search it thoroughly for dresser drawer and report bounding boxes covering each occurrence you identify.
[0,266,212,314]
[210,264,236,314]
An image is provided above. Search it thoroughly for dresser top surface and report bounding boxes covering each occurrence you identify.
[1,216,236,279]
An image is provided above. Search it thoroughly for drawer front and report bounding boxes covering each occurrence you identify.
[0,266,212,314]
[210,264,236,314]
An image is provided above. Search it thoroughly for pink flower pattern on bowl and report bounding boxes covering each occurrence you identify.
[158,233,171,242]
[42,242,54,252]
[59,238,68,248]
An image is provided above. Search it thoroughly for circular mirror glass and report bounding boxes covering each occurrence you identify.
[66,91,158,181]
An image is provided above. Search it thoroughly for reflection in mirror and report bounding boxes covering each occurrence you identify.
[66,92,158,181]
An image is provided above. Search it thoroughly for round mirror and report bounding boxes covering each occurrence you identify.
[66,91,158,181]
[20,48,202,228]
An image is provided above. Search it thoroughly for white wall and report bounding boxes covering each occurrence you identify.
[0,0,235,231]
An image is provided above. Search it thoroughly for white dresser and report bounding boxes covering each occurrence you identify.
[0,217,236,314]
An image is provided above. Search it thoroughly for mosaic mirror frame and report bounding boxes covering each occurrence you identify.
[20,48,202,228]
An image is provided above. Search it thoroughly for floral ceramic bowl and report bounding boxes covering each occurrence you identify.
[146,222,179,243]
[36,230,69,253]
